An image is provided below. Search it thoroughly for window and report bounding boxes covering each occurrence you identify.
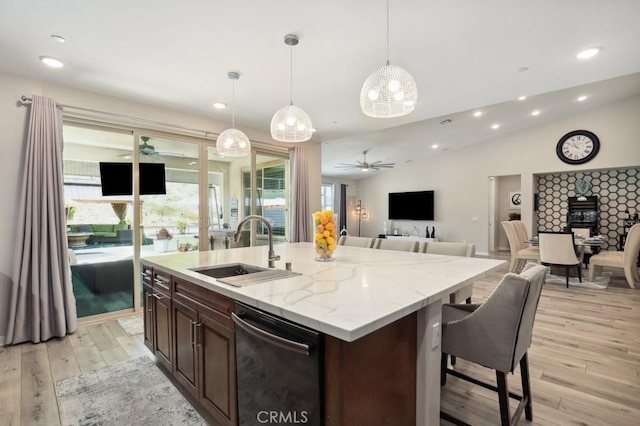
[243,163,287,237]
[321,183,334,212]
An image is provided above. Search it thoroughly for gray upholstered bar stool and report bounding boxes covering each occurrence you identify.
[440,263,548,426]
[372,238,418,252]
[337,235,375,248]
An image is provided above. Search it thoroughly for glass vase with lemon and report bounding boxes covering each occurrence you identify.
[313,210,337,261]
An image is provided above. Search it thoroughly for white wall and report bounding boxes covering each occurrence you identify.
[357,95,640,254]
[0,71,322,340]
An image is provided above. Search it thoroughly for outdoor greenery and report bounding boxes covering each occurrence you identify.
[67,182,200,234]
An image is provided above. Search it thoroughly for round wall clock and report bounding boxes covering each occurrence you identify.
[556,130,600,165]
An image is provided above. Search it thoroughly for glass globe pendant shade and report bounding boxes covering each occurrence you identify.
[360,63,418,118]
[270,104,313,142]
[216,128,251,157]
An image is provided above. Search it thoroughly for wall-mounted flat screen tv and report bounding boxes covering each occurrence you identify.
[388,190,435,220]
[139,163,167,195]
[99,162,133,196]
[99,162,167,196]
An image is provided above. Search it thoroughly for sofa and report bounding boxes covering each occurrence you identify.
[68,223,133,245]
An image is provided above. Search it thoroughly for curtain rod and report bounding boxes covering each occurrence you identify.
[19,95,219,139]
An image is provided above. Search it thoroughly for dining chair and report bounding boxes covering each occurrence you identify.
[588,223,640,289]
[422,242,476,303]
[372,238,418,252]
[538,231,582,288]
[440,263,548,426]
[570,226,593,265]
[337,235,374,248]
[501,221,540,273]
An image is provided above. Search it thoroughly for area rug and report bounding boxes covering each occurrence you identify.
[117,314,144,336]
[545,268,611,289]
[55,356,206,426]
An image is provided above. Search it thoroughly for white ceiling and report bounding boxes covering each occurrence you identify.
[2,0,640,179]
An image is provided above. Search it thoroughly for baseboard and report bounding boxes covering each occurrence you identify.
[476,251,489,256]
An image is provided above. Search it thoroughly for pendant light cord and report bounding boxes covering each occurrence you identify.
[289,43,294,105]
[386,0,390,65]
[231,79,236,128]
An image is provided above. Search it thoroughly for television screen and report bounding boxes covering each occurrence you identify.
[99,162,167,196]
[99,162,133,196]
[139,163,167,195]
[388,190,435,220]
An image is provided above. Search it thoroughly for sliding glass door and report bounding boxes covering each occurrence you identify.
[63,125,136,318]
[63,122,290,320]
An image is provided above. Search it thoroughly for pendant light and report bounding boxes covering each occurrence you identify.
[217,71,251,157]
[360,0,418,118]
[270,34,313,142]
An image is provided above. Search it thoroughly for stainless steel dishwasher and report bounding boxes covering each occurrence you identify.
[233,302,323,425]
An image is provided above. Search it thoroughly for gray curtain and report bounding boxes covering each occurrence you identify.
[6,95,77,345]
[290,146,312,242]
[339,184,347,234]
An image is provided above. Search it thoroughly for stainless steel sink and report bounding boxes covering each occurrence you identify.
[190,263,301,287]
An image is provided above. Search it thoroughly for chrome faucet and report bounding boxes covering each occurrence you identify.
[234,215,281,268]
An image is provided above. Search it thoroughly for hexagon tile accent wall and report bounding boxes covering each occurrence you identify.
[535,167,639,250]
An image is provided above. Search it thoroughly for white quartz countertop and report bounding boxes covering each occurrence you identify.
[141,242,505,342]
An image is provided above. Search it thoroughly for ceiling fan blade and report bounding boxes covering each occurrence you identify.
[335,164,361,169]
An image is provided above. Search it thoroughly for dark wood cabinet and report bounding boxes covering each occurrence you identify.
[142,265,154,351]
[172,276,237,426]
[173,297,199,398]
[141,263,173,371]
[142,263,236,425]
[153,286,172,370]
[198,308,236,423]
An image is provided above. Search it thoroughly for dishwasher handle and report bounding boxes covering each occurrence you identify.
[232,312,310,356]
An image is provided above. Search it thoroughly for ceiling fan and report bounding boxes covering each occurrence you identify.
[335,150,395,172]
[139,136,159,156]
[118,136,184,159]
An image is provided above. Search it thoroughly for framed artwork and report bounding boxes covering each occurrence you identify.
[509,190,522,209]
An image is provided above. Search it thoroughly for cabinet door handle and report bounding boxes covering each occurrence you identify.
[142,271,151,278]
[152,292,163,300]
[196,323,202,348]
[190,320,196,346]
[147,293,153,312]
[153,278,163,285]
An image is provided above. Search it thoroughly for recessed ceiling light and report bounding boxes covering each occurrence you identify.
[577,95,588,102]
[473,111,482,117]
[491,124,500,130]
[531,110,541,116]
[39,56,64,68]
[213,102,227,109]
[518,96,527,101]
[431,144,439,149]
[576,47,600,59]
[51,35,66,43]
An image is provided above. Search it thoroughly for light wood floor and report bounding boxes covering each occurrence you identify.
[441,253,640,426]
[0,252,638,426]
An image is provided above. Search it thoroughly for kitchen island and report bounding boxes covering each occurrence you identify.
[141,242,505,425]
